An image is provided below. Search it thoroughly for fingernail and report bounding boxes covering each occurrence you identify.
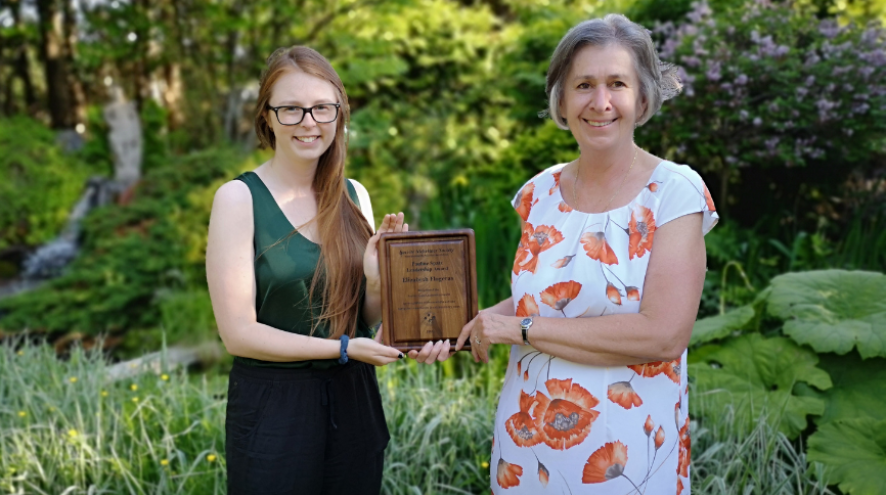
[398,353,404,359]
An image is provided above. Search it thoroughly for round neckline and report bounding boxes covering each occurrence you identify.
[556,160,668,215]
[245,171,320,246]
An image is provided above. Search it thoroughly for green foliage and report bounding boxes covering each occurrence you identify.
[691,409,834,495]
[690,304,756,346]
[690,334,832,438]
[0,117,97,250]
[807,418,886,495]
[805,352,886,426]
[0,147,254,337]
[767,270,886,358]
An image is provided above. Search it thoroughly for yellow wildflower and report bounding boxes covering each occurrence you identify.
[68,429,78,438]
[69,377,78,383]
[130,384,138,392]
[16,350,24,356]
[161,374,169,381]
[160,459,169,466]
[206,454,217,462]
[17,411,26,418]
[101,390,109,397]
[481,461,489,469]
[132,397,139,403]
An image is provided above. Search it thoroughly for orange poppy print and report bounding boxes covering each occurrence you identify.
[514,183,535,221]
[515,294,540,318]
[628,204,656,259]
[580,232,619,265]
[606,283,623,305]
[540,281,582,316]
[582,441,628,483]
[626,286,640,301]
[537,378,600,450]
[678,416,691,477]
[505,391,547,447]
[538,460,550,487]
[677,478,685,495]
[647,181,662,192]
[550,172,561,195]
[607,381,643,409]
[551,254,576,269]
[628,358,681,384]
[528,225,565,256]
[654,426,665,450]
[512,223,533,275]
[558,201,573,212]
[644,415,654,436]
[703,182,716,212]
[497,458,523,488]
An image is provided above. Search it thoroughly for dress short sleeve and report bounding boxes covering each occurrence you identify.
[655,163,719,235]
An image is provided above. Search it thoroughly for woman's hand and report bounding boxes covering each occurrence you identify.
[364,213,408,289]
[348,331,403,366]
[455,311,522,363]
[407,339,452,364]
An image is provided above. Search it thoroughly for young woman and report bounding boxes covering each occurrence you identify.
[206,46,447,494]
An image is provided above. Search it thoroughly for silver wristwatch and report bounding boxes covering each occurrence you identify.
[520,317,534,346]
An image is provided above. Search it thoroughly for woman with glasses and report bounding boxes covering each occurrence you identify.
[206,46,449,494]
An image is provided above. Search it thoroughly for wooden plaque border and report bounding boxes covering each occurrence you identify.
[378,229,478,351]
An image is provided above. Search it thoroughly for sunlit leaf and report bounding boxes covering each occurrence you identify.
[767,270,886,359]
[808,418,886,495]
[690,304,756,346]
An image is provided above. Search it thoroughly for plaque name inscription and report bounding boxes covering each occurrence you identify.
[378,230,478,351]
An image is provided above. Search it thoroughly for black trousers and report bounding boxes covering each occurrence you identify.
[225,360,390,495]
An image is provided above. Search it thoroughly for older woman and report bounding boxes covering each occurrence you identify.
[457,14,717,495]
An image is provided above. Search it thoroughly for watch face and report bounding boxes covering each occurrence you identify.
[521,318,532,326]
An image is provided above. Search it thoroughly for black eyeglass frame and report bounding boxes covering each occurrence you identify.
[267,103,341,126]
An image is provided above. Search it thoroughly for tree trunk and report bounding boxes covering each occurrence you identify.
[9,0,38,113]
[159,0,184,129]
[36,0,76,128]
[61,0,86,124]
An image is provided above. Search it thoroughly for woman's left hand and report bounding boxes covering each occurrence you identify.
[456,311,522,363]
[364,212,407,287]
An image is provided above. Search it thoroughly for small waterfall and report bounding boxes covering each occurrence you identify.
[0,177,118,299]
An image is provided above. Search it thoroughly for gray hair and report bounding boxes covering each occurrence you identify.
[545,14,682,129]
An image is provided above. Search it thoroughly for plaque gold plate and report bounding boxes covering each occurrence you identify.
[378,229,478,351]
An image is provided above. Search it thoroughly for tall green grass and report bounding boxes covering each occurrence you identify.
[2,340,835,494]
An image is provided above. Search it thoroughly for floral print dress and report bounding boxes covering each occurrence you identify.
[491,161,718,495]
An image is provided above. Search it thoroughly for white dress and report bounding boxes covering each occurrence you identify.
[490,161,718,495]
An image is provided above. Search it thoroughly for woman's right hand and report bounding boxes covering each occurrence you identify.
[348,337,403,366]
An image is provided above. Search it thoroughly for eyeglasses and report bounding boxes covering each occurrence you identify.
[267,103,340,126]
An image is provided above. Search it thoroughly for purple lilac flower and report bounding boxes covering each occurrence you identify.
[735,74,748,85]
[739,109,749,120]
[765,137,779,153]
[706,61,722,81]
[859,66,875,79]
[818,19,840,39]
[753,117,762,126]
[796,87,808,97]
[682,56,701,68]
[805,75,816,87]
[805,52,821,67]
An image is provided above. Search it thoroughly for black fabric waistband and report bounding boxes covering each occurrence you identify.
[230,358,362,381]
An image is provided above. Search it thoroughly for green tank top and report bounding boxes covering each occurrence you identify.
[234,171,373,369]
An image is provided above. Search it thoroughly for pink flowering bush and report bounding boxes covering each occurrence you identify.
[637,0,886,215]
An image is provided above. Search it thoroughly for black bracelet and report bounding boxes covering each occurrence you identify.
[338,335,349,364]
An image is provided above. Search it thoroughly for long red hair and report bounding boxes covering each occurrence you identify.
[254,46,372,339]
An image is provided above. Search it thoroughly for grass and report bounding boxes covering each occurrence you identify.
[1,340,835,495]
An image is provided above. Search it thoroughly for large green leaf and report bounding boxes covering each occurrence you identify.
[690,305,756,346]
[689,334,831,438]
[767,270,886,359]
[808,418,886,495]
[807,352,886,426]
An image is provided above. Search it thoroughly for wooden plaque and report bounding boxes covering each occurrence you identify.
[378,229,478,351]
